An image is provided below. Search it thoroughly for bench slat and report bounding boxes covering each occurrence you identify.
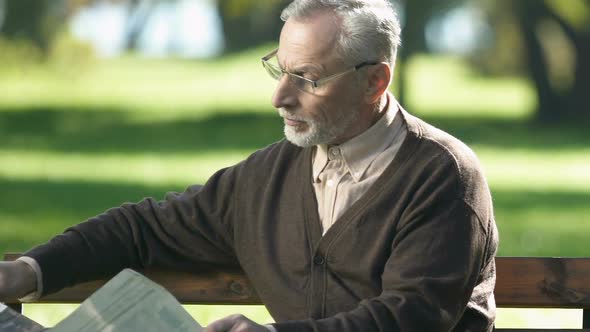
[495,257,590,309]
[5,254,590,308]
[5,253,590,332]
[4,253,260,305]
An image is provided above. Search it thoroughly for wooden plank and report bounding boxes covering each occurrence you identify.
[495,257,590,309]
[4,253,260,305]
[40,269,260,305]
[6,254,590,309]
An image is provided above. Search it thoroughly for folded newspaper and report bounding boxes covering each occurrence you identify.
[0,303,46,332]
[0,269,204,332]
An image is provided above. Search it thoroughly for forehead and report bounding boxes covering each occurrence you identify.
[277,12,342,70]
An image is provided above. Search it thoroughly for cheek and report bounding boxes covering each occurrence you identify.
[298,96,329,122]
[320,94,356,122]
[313,100,338,124]
[299,83,361,123]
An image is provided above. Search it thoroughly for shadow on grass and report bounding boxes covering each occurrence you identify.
[420,113,590,151]
[1,176,589,256]
[0,106,283,154]
[0,176,179,253]
[1,106,590,154]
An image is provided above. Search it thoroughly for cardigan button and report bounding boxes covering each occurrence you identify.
[313,255,325,265]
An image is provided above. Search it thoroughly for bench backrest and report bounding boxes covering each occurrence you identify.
[4,254,590,330]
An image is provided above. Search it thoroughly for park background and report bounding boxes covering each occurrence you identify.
[0,0,588,328]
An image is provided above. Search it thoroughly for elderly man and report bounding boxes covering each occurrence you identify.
[0,0,498,331]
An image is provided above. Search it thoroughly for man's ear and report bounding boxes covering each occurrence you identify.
[364,63,391,104]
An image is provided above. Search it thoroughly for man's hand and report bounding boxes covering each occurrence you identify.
[204,314,271,332]
[0,261,37,301]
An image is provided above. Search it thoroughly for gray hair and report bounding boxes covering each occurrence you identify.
[280,0,402,68]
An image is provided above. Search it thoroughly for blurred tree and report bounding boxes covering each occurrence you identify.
[0,0,50,53]
[216,0,289,53]
[396,0,462,104]
[125,0,157,51]
[513,0,590,122]
[0,0,69,55]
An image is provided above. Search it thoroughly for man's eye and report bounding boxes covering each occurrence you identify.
[297,72,317,80]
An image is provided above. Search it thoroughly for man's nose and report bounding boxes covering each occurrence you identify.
[271,75,297,109]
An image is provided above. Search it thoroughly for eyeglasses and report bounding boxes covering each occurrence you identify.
[261,48,378,94]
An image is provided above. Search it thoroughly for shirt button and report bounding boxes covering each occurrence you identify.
[313,255,325,265]
[330,148,340,157]
[326,179,334,187]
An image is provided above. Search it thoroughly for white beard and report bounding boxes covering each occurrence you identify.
[279,108,359,148]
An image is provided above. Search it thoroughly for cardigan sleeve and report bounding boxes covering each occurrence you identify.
[23,165,242,296]
[272,153,497,332]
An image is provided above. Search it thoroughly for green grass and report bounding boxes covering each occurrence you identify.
[1,46,589,328]
[22,303,275,327]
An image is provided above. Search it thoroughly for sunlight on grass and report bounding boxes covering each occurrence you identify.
[478,148,590,192]
[24,304,78,327]
[23,304,273,328]
[2,148,588,191]
[184,305,273,326]
[496,308,582,329]
[406,56,536,118]
[0,150,247,186]
[0,46,277,120]
[22,304,583,329]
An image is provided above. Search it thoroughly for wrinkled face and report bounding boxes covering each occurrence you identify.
[271,12,369,147]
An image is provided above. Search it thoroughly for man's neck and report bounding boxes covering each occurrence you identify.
[321,93,392,148]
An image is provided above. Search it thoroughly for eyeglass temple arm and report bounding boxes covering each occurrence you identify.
[312,61,379,88]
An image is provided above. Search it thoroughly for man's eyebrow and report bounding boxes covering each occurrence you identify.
[292,64,320,73]
[276,54,323,73]
[286,63,324,74]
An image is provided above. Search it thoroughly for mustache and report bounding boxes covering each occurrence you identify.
[278,108,308,122]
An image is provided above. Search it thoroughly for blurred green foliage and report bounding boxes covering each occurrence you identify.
[0,33,95,76]
[2,0,590,120]
[0,37,43,70]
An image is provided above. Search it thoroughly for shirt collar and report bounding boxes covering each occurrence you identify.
[312,144,330,183]
[312,92,401,183]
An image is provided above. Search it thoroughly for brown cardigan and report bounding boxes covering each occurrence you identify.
[25,108,498,331]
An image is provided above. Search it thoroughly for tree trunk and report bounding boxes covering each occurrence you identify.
[397,0,458,106]
[0,0,49,53]
[514,0,590,122]
[514,0,562,122]
[397,0,434,105]
[217,0,286,54]
[567,34,590,121]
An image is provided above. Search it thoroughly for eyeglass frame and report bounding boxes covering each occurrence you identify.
[261,48,379,92]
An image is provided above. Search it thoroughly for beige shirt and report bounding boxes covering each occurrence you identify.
[312,94,407,235]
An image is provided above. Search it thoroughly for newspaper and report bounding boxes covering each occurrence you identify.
[51,269,203,332]
[0,303,47,332]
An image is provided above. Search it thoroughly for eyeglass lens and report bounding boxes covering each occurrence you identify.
[264,63,313,92]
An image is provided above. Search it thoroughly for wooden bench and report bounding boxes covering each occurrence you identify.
[4,254,590,331]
